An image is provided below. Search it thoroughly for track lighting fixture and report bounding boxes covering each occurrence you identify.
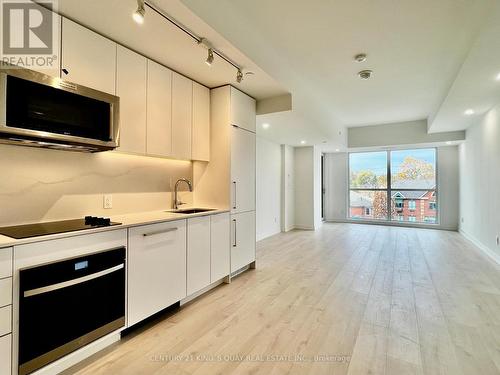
[205,49,214,66]
[236,69,243,83]
[133,0,145,24]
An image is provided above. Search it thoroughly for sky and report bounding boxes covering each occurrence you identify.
[350,149,436,175]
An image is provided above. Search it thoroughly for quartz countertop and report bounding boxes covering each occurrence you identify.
[0,208,229,248]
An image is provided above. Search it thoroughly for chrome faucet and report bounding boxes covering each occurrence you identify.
[173,178,193,210]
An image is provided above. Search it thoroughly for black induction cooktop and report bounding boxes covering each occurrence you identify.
[0,216,121,239]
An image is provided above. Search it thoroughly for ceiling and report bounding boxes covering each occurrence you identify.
[53,0,288,100]
[181,0,496,144]
[53,0,500,147]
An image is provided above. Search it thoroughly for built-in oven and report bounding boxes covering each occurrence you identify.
[18,247,126,375]
[0,66,120,152]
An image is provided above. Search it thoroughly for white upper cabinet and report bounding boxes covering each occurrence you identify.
[192,82,210,161]
[230,87,256,132]
[61,18,116,94]
[116,46,147,154]
[231,126,256,214]
[186,216,211,296]
[172,72,193,160]
[147,60,172,157]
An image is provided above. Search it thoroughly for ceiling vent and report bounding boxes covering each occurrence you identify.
[358,70,373,80]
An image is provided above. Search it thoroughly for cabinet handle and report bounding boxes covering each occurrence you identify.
[232,219,237,247]
[232,181,237,210]
[143,227,178,237]
[62,68,69,75]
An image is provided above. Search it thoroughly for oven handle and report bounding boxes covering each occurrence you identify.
[23,263,124,298]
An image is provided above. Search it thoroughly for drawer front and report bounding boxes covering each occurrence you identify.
[0,247,12,279]
[0,334,11,375]
[128,220,187,327]
[0,278,12,308]
[0,305,12,336]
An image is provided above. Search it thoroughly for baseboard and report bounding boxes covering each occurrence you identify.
[324,219,457,231]
[459,229,500,266]
[293,225,315,230]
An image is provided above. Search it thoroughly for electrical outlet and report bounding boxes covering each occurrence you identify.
[103,194,113,209]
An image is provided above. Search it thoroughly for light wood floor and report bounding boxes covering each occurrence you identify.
[66,223,500,375]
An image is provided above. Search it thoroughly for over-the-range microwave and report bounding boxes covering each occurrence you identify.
[0,66,120,152]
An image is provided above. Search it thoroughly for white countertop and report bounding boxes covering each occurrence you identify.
[0,208,229,248]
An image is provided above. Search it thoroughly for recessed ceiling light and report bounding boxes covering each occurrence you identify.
[358,70,373,80]
[262,123,270,129]
[464,109,475,116]
[300,140,306,145]
[446,141,452,145]
[354,53,367,63]
[335,149,340,152]
[496,72,500,81]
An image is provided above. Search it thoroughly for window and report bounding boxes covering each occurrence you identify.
[349,148,437,224]
[349,152,388,220]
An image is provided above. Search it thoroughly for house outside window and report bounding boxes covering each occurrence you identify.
[429,202,436,210]
[408,200,416,210]
[408,216,416,222]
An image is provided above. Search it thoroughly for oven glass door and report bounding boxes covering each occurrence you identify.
[18,248,126,375]
[5,75,112,141]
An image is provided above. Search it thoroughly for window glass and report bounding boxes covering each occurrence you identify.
[349,152,387,189]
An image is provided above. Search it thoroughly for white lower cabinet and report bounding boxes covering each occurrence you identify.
[0,247,12,279]
[187,217,211,296]
[0,334,11,375]
[210,213,230,282]
[0,305,11,337]
[231,211,256,272]
[128,220,187,327]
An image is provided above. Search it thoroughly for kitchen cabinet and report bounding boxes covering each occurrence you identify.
[172,72,193,160]
[192,82,210,161]
[116,46,147,154]
[0,305,11,336]
[230,87,256,132]
[231,211,256,273]
[0,248,12,279]
[128,220,186,327]
[210,213,230,282]
[231,126,256,214]
[0,334,11,375]
[187,216,211,295]
[147,60,173,157]
[0,278,12,308]
[29,10,61,79]
[61,17,116,94]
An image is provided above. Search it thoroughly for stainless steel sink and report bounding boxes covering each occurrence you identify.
[167,208,217,215]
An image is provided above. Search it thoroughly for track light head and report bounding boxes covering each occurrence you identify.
[236,69,243,83]
[205,49,214,66]
[133,0,145,24]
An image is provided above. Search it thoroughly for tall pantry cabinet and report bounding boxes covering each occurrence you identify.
[193,85,256,274]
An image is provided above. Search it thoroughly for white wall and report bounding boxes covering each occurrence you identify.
[294,147,315,229]
[256,137,282,241]
[281,145,295,232]
[323,146,459,230]
[459,104,500,264]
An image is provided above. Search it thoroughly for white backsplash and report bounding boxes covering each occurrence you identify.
[0,144,193,226]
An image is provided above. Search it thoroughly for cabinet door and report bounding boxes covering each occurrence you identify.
[211,213,230,282]
[172,72,192,160]
[0,247,12,279]
[231,211,256,272]
[116,46,147,154]
[231,126,256,214]
[230,87,256,132]
[61,18,116,94]
[0,334,11,375]
[187,216,211,295]
[147,60,172,157]
[128,220,186,327]
[192,82,210,161]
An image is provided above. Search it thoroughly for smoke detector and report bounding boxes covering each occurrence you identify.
[358,70,373,80]
[354,53,367,62]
